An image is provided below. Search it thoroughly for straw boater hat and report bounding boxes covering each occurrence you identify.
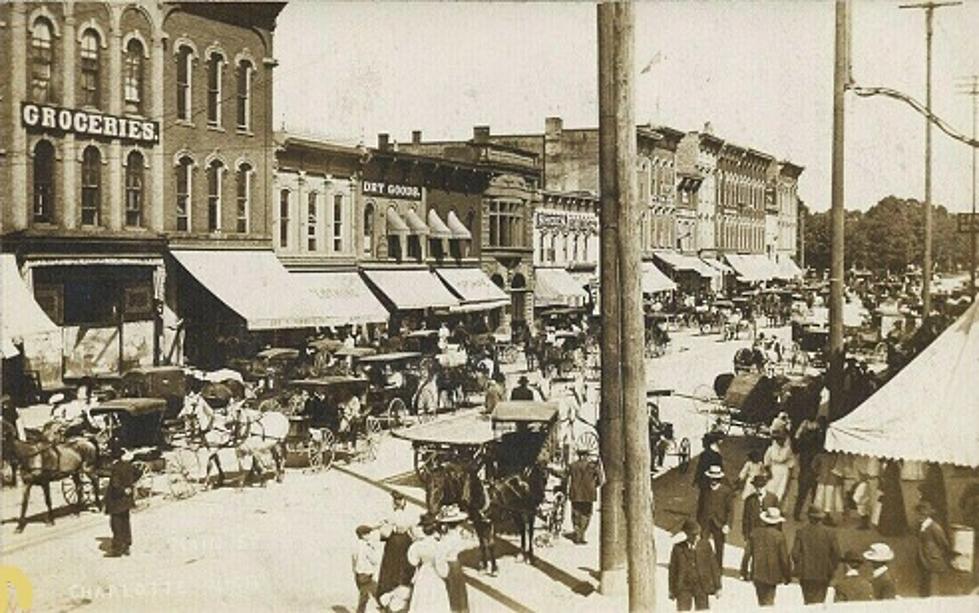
[759,507,786,525]
[863,543,895,563]
[436,504,468,524]
[704,466,725,480]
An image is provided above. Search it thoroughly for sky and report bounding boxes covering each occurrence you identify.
[273,1,979,213]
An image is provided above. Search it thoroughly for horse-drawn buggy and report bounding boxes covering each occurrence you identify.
[645,312,672,358]
[692,371,823,438]
[357,351,427,426]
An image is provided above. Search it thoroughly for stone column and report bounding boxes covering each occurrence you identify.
[107,21,123,230]
[149,33,165,232]
[61,10,77,229]
[9,4,28,231]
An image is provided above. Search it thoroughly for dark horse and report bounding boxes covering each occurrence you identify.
[2,420,101,532]
[427,450,548,570]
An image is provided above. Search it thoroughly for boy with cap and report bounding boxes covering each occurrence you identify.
[791,505,840,604]
[832,549,874,602]
[864,543,897,600]
[697,465,734,570]
[352,525,380,613]
[104,445,139,557]
[668,518,721,611]
[743,507,792,607]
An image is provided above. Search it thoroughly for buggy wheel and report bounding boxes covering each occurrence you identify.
[304,439,324,473]
[677,437,691,473]
[549,491,567,535]
[873,342,888,364]
[575,430,599,457]
[414,446,439,483]
[62,475,94,508]
[364,417,381,462]
[131,461,153,510]
[319,430,336,472]
[387,398,406,428]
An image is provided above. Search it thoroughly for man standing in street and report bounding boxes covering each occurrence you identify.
[740,474,769,580]
[509,375,535,401]
[915,501,952,597]
[743,507,792,607]
[792,413,824,520]
[832,549,874,602]
[104,445,138,557]
[568,449,603,544]
[697,466,734,571]
[864,543,897,600]
[668,519,721,611]
[791,506,840,604]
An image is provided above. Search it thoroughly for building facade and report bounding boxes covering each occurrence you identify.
[676,128,723,255]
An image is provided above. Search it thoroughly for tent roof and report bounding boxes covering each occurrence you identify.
[825,299,979,467]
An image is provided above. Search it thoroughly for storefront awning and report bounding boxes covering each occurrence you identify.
[724,254,775,283]
[641,262,677,294]
[427,210,453,240]
[774,256,803,280]
[386,208,410,235]
[535,267,588,308]
[446,211,472,240]
[1,254,59,356]
[171,250,336,331]
[435,268,509,313]
[702,258,733,275]
[363,269,459,311]
[292,272,390,325]
[653,250,720,279]
[404,209,430,235]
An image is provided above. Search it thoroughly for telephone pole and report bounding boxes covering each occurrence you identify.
[899,0,961,317]
[829,0,848,419]
[959,75,978,301]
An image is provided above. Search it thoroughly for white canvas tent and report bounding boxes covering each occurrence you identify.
[825,299,979,467]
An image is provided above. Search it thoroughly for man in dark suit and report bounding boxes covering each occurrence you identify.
[833,549,874,602]
[791,506,840,604]
[693,432,724,519]
[509,375,535,401]
[864,542,897,600]
[740,474,769,579]
[744,507,791,606]
[697,465,734,570]
[105,446,139,557]
[915,501,951,596]
[567,449,603,544]
[669,519,720,611]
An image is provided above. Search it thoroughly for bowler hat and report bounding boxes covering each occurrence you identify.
[915,501,935,516]
[681,518,701,536]
[863,543,895,563]
[843,548,865,564]
[518,375,529,385]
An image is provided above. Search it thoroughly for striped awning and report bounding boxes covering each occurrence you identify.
[446,211,472,240]
[386,208,409,235]
[404,209,430,235]
[534,268,588,308]
[427,210,453,240]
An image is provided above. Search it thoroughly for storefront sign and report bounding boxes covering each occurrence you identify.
[362,180,422,201]
[535,209,598,234]
[21,102,160,144]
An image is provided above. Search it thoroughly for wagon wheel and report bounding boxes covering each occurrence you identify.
[873,341,888,364]
[257,397,283,414]
[319,429,336,472]
[548,491,567,536]
[575,430,599,457]
[131,460,153,510]
[414,446,440,483]
[62,475,96,509]
[363,417,381,462]
[166,449,201,500]
[303,439,324,473]
[677,437,691,473]
[387,397,407,428]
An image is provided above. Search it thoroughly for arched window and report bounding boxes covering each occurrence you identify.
[207,52,223,126]
[32,140,55,223]
[124,38,144,114]
[125,150,144,227]
[81,146,101,226]
[31,18,54,102]
[80,30,100,107]
[306,192,318,251]
[236,163,251,233]
[236,60,252,131]
[279,190,291,248]
[176,45,193,121]
[207,160,223,232]
[176,156,193,231]
[332,194,344,252]
[362,202,374,255]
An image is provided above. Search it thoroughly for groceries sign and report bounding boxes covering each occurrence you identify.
[22,102,160,144]
[362,180,422,201]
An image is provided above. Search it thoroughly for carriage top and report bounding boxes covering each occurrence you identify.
[255,347,301,361]
[287,376,369,390]
[333,346,378,358]
[355,351,423,364]
[393,402,558,448]
[89,397,168,417]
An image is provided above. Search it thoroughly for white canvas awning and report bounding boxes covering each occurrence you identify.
[362,269,459,311]
[825,299,979,467]
[435,268,509,313]
[0,254,58,356]
[653,250,720,279]
[725,254,776,283]
[292,272,389,325]
[534,268,588,308]
[427,210,453,240]
[641,262,677,294]
[775,256,804,280]
[171,250,336,330]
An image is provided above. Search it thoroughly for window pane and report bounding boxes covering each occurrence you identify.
[207,55,221,124]
[363,204,374,255]
[237,165,249,234]
[81,147,101,225]
[307,192,317,251]
[125,151,143,226]
[236,61,249,129]
[333,194,343,251]
[207,162,221,232]
[279,190,289,247]
[124,40,143,113]
[31,20,53,102]
[33,141,54,223]
[177,47,190,120]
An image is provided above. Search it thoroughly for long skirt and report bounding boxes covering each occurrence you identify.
[813,483,844,514]
[377,532,414,598]
[445,560,469,613]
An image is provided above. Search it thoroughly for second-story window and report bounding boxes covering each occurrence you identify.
[125,150,144,227]
[236,163,250,233]
[332,194,343,252]
[124,38,144,115]
[207,52,223,126]
[176,45,192,121]
[81,146,101,225]
[279,190,290,248]
[31,18,54,103]
[307,192,318,251]
[80,30,100,108]
[32,140,55,223]
[236,60,252,131]
[176,156,192,231]
[363,203,374,255]
[207,160,223,232]
[488,200,523,248]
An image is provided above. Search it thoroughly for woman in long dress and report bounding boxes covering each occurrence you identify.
[763,432,796,508]
[877,460,909,536]
[377,493,417,602]
[437,506,470,613]
[812,452,844,522]
[407,520,451,613]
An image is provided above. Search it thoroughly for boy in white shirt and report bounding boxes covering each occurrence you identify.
[352,524,380,613]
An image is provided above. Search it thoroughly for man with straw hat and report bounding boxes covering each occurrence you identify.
[697,465,734,571]
[668,518,720,611]
[791,505,840,604]
[832,548,874,602]
[743,507,791,606]
[436,505,470,613]
[864,543,897,600]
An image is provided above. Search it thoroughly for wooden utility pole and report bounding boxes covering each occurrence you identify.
[900,0,961,317]
[598,3,656,608]
[829,0,848,417]
[597,3,627,596]
[959,75,978,301]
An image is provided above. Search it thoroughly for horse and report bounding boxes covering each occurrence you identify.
[2,420,101,532]
[426,455,499,574]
